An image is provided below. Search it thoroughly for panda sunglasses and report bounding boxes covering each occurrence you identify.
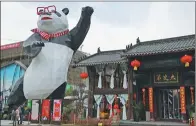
[37,5,56,15]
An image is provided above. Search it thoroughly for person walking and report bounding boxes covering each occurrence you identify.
[18,106,24,125]
[15,107,20,125]
[11,108,17,126]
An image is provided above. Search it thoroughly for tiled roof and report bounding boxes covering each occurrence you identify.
[71,50,88,64]
[122,34,195,57]
[74,50,127,67]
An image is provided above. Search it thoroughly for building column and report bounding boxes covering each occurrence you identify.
[127,66,133,120]
[87,66,96,117]
[148,87,154,121]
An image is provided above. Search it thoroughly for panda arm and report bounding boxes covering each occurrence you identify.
[23,33,42,58]
[70,7,93,51]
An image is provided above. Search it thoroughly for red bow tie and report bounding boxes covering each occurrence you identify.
[31,28,69,40]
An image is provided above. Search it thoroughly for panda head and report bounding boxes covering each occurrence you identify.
[37,5,69,34]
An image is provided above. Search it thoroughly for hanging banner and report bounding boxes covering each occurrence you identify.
[31,100,39,120]
[52,100,62,121]
[190,87,194,105]
[180,86,186,114]
[142,88,146,106]
[148,87,154,112]
[41,99,50,121]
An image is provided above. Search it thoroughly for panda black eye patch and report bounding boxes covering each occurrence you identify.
[54,11,61,17]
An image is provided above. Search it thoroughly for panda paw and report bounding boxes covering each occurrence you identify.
[32,41,45,48]
[82,6,94,16]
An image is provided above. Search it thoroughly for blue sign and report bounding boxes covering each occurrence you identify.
[0,61,26,108]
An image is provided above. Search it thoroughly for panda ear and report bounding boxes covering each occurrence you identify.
[62,8,69,15]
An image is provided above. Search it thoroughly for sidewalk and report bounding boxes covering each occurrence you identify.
[1,120,30,126]
[119,120,189,126]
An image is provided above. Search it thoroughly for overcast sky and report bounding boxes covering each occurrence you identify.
[1,2,195,54]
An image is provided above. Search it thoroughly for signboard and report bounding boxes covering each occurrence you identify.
[180,87,186,114]
[52,100,62,121]
[41,100,50,120]
[148,87,154,112]
[31,100,39,121]
[27,100,32,109]
[154,72,178,83]
[0,42,21,50]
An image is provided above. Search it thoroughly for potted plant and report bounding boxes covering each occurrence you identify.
[132,101,143,122]
[140,103,146,121]
[187,104,195,125]
[187,104,195,118]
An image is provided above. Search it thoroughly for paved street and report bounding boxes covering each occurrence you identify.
[119,120,189,126]
[1,120,190,126]
[1,120,30,126]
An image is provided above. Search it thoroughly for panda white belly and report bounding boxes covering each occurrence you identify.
[23,43,74,99]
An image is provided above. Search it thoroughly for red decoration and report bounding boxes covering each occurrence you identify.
[108,104,112,110]
[190,87,194,105]
[180,86,186,114]
[113,104,119,109]
[41,100,50,120]
[148,88,154,113]
[180,55,192,67]
[130,59,141,71]
[113,104,120,115]
[133,93,136,100]
[80,72,88,79]
[190,87,194,91]
[142,88,146,106]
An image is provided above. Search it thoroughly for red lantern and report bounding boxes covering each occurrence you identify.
[130,59,141,71]
[80,72,88,79]
[180,55,192,67]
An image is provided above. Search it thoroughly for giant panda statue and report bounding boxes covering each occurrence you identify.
[7,5,94,109]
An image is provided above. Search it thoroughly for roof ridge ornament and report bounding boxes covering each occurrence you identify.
[126,43,132,50]
[97,47,101,53]
[136,37,140,44]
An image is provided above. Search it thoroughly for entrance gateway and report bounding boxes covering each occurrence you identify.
[159,89,181,120]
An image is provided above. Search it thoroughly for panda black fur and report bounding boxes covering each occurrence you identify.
[7,6,94,109]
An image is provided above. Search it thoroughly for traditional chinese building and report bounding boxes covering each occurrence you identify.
[73,48,130,120]
[74,34,195,122]
[123,34,195,122]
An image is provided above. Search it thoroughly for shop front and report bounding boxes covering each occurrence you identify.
[122,34,195,122]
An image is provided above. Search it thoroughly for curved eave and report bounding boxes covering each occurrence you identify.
[122,48,195,57]
[71,60,127,67]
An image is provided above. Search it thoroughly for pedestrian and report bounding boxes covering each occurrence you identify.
[15,108,20,125]
[18,105,24,125]
[11,108,17,126]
